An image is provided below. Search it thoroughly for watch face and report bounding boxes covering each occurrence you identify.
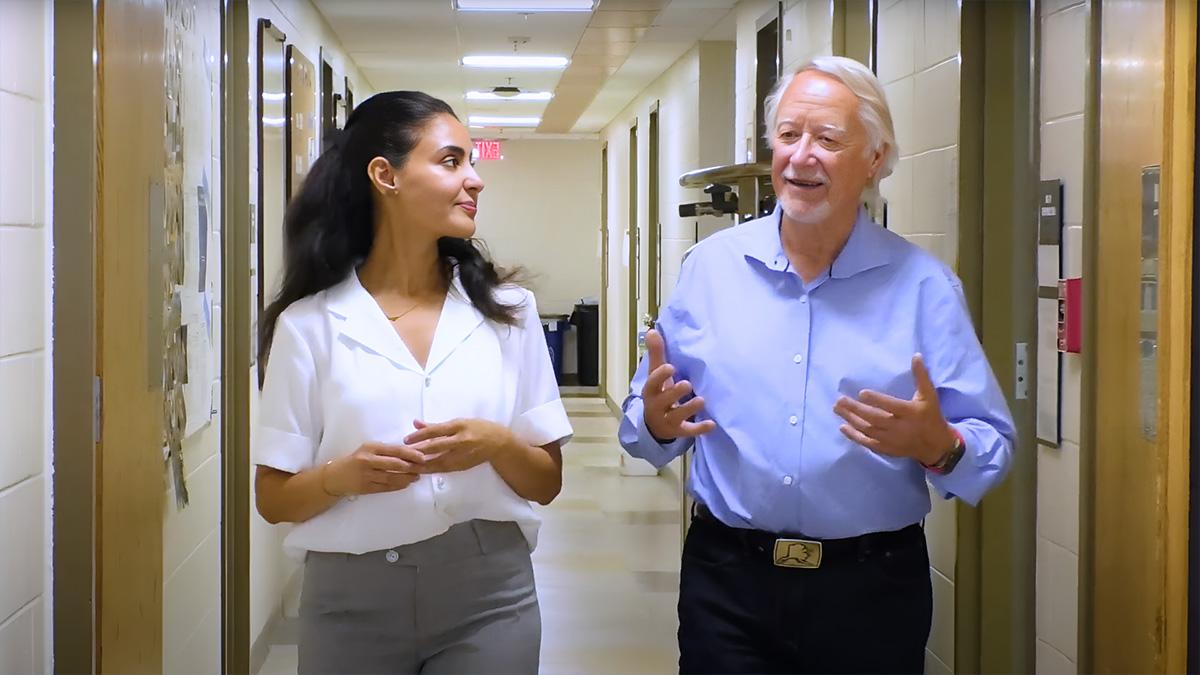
[942,442,965,473]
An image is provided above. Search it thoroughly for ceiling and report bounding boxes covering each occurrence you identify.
[311,0,737,137]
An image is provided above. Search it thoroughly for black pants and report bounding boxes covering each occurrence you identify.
[678,510,933,675]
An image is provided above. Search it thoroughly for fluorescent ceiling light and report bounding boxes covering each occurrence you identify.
[468,115,541,127]
[462,55,569,69]
[466,90,554,101]
[455,0,594,11]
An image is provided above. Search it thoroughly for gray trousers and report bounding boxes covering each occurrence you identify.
[298,520,541,675]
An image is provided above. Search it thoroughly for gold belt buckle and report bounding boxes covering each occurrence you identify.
[773,538,823,569]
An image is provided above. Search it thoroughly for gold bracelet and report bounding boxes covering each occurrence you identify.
[319,459,341,498]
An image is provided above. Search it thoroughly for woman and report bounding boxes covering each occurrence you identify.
[254,91,571,675]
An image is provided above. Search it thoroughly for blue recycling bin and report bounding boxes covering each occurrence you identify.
[540,315,569,384]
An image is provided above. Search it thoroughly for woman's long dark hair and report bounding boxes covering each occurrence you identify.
[257,91,522,386]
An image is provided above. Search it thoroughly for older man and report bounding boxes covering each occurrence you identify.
[618,56,1015,674]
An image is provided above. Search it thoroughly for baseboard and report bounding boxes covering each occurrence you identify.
[605,394,621,418]
[249,612,280,675]
[661,455,683,486]
[250,566,304,674]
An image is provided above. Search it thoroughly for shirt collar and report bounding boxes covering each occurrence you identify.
[325,269,485,374]
[743,205,893,279]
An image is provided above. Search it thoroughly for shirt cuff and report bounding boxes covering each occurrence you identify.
[618,397,693,467]
[512,398,573,447]
[926,424,993,505]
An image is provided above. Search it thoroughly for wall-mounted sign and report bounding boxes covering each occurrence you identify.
[474,139,503,161]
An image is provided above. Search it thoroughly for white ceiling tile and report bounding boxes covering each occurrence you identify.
[313,0,454,21]
[589,10,661,27]
[653,6,733,28]
[315,0,732,133]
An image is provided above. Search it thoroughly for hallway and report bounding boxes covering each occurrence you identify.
[257,397,683,675]
[8,1,1196,673]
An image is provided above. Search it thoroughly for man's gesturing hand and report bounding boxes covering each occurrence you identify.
[640,329,716,442]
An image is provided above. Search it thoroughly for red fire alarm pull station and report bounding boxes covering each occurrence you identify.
[1057,278,1081,353]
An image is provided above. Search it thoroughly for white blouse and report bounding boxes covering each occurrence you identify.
[255,271,573,558]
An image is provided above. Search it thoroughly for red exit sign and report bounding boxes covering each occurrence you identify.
[474,139,503,161]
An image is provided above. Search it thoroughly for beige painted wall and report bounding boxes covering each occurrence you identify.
[473,138,603,317]
[473,137,603,376]
[1034,1,1088,673]
[733,0,774,164]
[781,0,833,72]
[248,0,374,650]
[600,40,736,407]
[0,1,51,672]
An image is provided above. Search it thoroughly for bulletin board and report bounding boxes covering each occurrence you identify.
[160,0,221,507]
[286,45,318,199]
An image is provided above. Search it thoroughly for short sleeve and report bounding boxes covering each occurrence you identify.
[254,313,324,474]
[510,291,573,447]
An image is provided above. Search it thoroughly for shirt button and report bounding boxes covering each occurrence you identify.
[436,476,446,490]
[385,550,399,564]
[793,354,803,364]
[783,475,794,486]
[800,296,808,304]
[424,376,432,388]
[788,415,798,426]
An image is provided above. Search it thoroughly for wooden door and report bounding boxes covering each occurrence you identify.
[1086,1,1193,672]
[97,0,168,670]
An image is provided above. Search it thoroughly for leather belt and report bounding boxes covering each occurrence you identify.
[691,503,923,569]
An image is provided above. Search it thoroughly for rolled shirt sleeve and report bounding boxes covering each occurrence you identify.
[255,314,323,475]
[618,258,697,467]
[921,273,1017,504]
[510,291,573,447]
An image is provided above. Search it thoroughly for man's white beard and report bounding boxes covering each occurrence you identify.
[781,195,833,225]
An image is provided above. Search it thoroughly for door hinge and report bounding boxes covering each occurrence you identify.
[1014,342,1029,400]
[93,375,102,440]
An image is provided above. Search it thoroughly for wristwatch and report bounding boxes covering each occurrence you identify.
[923,427,965,475]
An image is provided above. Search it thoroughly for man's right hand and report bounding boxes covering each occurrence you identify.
[641,329,717,442]
[323,442,426,496]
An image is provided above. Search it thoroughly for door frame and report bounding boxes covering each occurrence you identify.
[957,2,1039,672]
[628,119,639,380]
[222,1,253,672]
[648,102,661,318]
[51,1,99,671]
[600,143,609,394]
[1190,3,1200,665]
[1160,4,1195,669]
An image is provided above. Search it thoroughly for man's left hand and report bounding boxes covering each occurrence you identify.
[404,418,516,473]
[833,354,957,466]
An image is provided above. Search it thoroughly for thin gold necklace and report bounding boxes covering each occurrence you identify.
[385,302,421,322]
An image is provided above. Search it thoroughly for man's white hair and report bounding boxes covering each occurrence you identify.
[762,56,899,194]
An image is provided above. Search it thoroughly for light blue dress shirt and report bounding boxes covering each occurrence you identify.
[619,207,1016,539]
